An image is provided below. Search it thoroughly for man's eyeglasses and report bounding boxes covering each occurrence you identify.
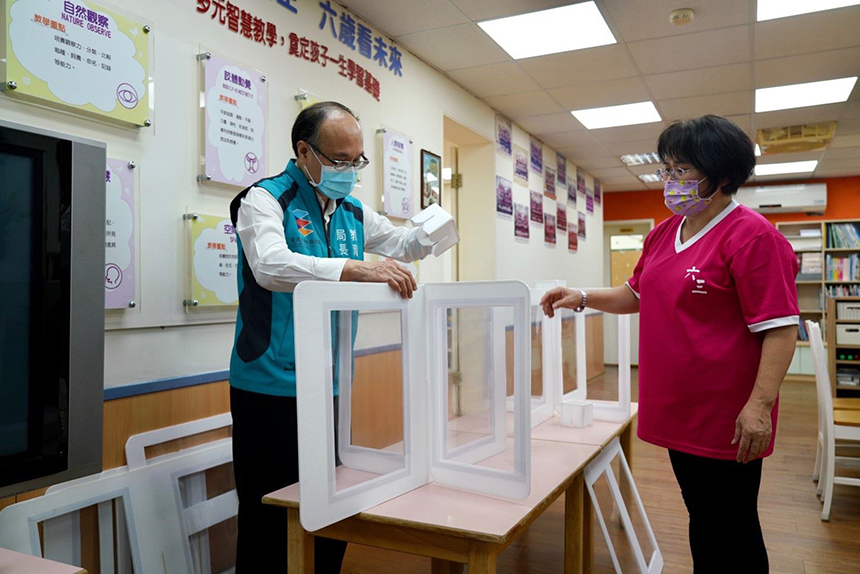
[312,145,370,171]
[655,167,696,181]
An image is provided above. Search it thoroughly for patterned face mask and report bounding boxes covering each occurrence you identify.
[663,177,712,217]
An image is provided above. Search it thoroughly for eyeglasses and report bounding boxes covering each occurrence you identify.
[655,167,696,181]
[312,145,370,171]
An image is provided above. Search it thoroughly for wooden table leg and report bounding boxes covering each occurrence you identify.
[620,422,633,464]
[431,558,465,574]
[288,508,314,574]
[468,541,498,574]
[565,473,595,574]
[583,483,593,573]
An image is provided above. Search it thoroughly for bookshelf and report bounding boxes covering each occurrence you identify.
[826,296,860,396]
[776,219,860,378]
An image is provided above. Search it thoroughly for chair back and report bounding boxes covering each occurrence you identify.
[808,321,834,431]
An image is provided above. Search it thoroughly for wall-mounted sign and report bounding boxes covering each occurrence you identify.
[201,52,266,187]
[381,128,413,219]
[105,158,136,308]
[186,213,238,307]
[5,0,151,126]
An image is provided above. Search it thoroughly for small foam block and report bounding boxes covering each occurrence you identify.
[411,204,460,256]
[560,399,594,428]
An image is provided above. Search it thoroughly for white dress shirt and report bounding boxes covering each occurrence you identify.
[236,186,432,292]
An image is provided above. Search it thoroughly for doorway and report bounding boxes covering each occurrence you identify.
[603,219,654,366]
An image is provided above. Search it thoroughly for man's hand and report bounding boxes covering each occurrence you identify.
[540,287,582,318]
[732,400,773,463]
[341,259,417,299]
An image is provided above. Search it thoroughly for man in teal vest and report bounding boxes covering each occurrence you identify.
[229,102,444,573]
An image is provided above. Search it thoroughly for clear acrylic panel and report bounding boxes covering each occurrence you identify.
[560,309,581,395]
[334,309,406,492]
[507,305,545,405]
[445,306,508,468]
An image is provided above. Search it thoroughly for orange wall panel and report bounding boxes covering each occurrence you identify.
[605,176,860,227]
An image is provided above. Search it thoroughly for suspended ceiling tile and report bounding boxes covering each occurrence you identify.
[586,166,633,179]
[600,175,642,185]
[517,45,638,89]
[343,0,471,37]
[602,0,752,43]
[449,0,573,22]
[603,181,647,191]
[539,130,602,149]
[644,62,751,101]
[516,112,585,135]
[556,141,616,160]
[836,119,860,136]
[823,146,860,160]
[844,102,860,120]
[817,157,860,170]
[446,62,541,97]
[754,47,860,89]
[626,163,662,176]
[831,134,860,148]
[548,77,651,110]
[484,90,566,118]
[590,122,666,144]
[657,91,753,121]
[814,167,860,177]
[755,7,860,61]
[754,104,846,130]
[627,25,751,76]
[603,138,660,156]
[576,156,626,170]
[396,24,510,72]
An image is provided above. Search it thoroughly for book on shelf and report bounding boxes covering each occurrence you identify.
[827,223,860,249]
[827,284,860,298]
[825,253,860,281]
[836,367,860,386]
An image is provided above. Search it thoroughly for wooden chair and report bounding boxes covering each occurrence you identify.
[807,321,860,521]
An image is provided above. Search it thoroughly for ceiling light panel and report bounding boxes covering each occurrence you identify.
[572,101,662,130]
[755,77,857,113]
[478,2,616,60]
[754,160,818,176]
[757,0,860,22]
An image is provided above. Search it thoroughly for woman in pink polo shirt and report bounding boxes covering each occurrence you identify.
[542,115,798,572]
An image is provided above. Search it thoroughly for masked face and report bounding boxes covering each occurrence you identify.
[303,146,358,200]
[663,176,713,217]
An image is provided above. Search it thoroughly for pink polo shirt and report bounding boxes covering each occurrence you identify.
[627,200,799,460]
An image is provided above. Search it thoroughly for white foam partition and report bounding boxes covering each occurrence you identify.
[294,280,532,532]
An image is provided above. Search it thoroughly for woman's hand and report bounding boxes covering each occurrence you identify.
[540,287,582,318]
[732,400,773,463]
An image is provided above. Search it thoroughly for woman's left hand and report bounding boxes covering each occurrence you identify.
[732,400,773,463]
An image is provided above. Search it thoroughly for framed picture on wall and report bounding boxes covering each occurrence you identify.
[420,149,442,210]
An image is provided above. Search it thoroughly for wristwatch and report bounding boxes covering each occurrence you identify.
[574,290,587,313]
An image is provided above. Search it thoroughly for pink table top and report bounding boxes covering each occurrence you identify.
[0,548,86,574]
[264,408,637,541]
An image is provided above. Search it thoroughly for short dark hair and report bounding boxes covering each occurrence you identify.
[291,101,357,155]
[657,115,755,195]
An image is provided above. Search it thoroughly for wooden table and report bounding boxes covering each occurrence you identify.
[0,548,87,574]
[264,405,638,574]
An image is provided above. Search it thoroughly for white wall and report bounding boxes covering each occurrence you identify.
[0,0,605,388]
[494,125,604,289]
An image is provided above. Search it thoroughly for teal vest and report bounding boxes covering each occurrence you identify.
[228,160,365,396]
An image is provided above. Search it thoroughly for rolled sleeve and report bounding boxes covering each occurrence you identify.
[363,204,434,262]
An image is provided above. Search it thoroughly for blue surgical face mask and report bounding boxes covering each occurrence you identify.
[303,147,357,200]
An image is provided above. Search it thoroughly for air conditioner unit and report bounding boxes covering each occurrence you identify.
[735,183,827,214]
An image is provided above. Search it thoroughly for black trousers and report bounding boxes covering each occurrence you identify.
[669,450,768,573]
[231,386,347,573]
